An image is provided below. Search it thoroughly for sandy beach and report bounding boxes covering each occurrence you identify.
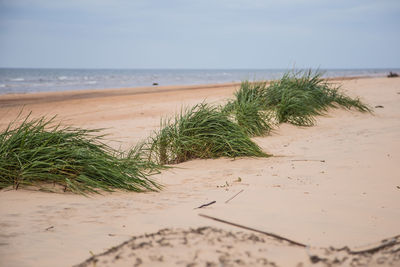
[0,77,399,266]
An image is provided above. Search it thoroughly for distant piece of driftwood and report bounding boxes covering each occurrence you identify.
[195,201,216,209]
[198,213,307,247]
[348,236,399,255]
[225,189,244,204]
[291,159,325,163]
[387,72,399,78]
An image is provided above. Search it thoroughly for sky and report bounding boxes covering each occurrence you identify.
[0,0,399,69]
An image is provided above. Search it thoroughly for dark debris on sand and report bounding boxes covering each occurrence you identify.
[387,72,399,78]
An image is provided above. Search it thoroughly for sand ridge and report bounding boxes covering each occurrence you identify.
[75,227,400,267]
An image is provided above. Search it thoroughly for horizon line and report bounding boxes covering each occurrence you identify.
[1,67,400,71]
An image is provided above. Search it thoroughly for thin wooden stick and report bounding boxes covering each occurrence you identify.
[291,159,325,163]
[225,189,244,203]
[194,201,216,209]
[198,213,307,248]
[348,236,399,255]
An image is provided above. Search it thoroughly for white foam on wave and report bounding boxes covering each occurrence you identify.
[85,81,97,85]
[57,76,68,80]
[0,84,5,88]
[10,78,25,82]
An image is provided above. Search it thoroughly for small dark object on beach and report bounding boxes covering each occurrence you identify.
[195,200,216,209]
[387,72,399,78]
[152,82,159,86]
[225,189,244,203]
[375,105,384,108]
[291,159,325,162]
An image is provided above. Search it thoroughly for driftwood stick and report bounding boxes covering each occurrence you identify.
[45,226,54,231]
[225,189,244,204]
[195,201,216,209]
[348,236,400,255]
[291,159,325,163]
[198,213,307,248]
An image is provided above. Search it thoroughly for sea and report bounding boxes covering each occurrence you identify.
[0,68,398,95]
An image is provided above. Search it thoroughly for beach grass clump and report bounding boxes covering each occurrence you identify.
[231,80,267,105]
[0,115,161,194]
[264,70,371,126]
[223,81,273,136]
[148,103,268,164]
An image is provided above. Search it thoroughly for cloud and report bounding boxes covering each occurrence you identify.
[0,0,399,68]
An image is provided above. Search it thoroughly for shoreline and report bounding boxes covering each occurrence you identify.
[0,75,367,107]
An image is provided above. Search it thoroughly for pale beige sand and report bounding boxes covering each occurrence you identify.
[0,77,399,266]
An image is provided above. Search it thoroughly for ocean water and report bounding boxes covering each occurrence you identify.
[0,68,397,95]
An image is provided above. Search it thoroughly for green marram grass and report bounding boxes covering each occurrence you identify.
[147,103,268,164]
[223,81,273,136]
[264,70,371,126]
[223,70,371,131]
[0,115,161,194]
[229,80,267,105]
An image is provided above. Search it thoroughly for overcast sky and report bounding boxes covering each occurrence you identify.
[0,0,399,69]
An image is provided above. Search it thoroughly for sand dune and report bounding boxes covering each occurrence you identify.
[0,77,399,266]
